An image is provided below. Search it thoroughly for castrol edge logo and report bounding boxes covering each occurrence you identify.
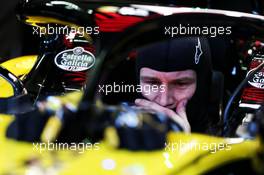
[248,58,264,89]
[54,47,95,72]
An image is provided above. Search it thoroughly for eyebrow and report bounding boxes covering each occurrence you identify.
[169,77,196,84]
[140,76,195,83]
[140,76,161,82]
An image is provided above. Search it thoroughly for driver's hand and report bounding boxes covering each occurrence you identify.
[135,99,191,133]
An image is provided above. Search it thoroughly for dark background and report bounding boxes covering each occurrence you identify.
[0,0,263,62]
[0,0,39,62]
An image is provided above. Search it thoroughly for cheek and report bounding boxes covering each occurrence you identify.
[140,83,159,101]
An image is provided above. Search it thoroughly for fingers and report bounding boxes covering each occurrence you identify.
[135,98,153,107]
[135,98,168,115]
[135,98,191,133]
[176,99,191,132]
[136,98,187,119]
[176,99,188,120]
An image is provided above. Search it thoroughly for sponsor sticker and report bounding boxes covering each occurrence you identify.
[247,58,264,89]
[54,47,95,72]
[248,71,264,89]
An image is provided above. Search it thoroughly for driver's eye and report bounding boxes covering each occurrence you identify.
[171,81,193,88]
[176,82,189,86]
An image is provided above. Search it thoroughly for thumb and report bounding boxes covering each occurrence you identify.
[176,99,187,119]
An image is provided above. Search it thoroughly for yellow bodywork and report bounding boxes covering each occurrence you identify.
[1,55,37,77]
[0,112,261,175]
[59,134,259,175]
[0,91,261,175]
[0,55,37,98]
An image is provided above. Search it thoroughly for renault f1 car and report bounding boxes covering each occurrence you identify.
[0,0,263,174]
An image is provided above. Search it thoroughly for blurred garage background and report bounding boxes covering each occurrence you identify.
[0,0,263,62]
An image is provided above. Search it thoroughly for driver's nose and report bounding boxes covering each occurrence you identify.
[156,85,174,108]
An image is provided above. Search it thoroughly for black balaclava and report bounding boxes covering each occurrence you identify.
[136,37,212,133]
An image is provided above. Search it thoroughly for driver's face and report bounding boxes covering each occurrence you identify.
[140,67,197,110]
